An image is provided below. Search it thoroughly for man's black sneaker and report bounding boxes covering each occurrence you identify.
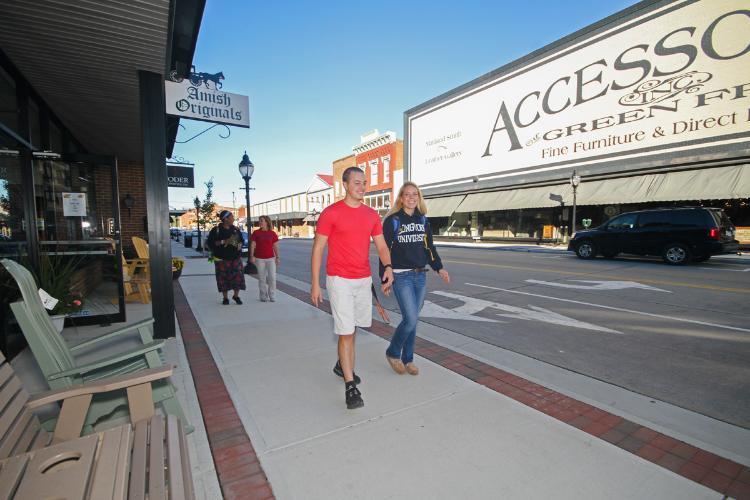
[345,382,364,409]
[222,298,230,305]
[333,360,361,385]
[233,296,242,305]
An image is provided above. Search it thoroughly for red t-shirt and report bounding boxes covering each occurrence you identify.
[316,201,383,279]
[251,230,278,259]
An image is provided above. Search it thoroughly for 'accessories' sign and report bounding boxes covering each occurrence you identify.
[167,164,195,188]
[165,72,249,128]
[407,0,750,188]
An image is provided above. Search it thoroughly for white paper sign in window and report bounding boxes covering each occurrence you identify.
[62,192,87,216]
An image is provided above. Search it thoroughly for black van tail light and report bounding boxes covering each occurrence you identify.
[709,227,720,240]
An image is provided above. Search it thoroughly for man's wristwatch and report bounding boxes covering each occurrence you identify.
[383,264,393,270]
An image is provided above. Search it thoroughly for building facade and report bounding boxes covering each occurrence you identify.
[0,0,205,354]
[352,130,404,215]
[405,0,750,244]
[249,174,334,238]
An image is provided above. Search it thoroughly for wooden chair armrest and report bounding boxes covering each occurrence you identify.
[70,318,155,352]
[27,366,173,409]
[49,340,165,379]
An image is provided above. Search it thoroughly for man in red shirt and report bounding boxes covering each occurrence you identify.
[311,167,394,409]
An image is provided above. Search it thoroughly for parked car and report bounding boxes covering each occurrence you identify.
[568,207,739,265]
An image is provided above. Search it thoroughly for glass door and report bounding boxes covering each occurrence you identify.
[34,153,124,325]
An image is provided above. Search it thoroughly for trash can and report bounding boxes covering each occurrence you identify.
[184,233,193,248]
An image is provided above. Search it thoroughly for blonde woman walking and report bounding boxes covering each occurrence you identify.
[381,182,449,375]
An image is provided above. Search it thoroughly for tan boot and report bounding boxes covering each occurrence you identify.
[405,363,419,376]
[386,356,406,374]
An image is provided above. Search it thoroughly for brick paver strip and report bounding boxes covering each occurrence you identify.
[174,281,275,500]
[275,280,750,499]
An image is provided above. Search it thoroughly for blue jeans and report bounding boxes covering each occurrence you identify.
[386,271,426,364]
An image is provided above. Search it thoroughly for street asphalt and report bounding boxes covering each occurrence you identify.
[276,238,750,430]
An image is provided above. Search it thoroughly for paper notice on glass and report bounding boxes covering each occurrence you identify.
[62,192,87,216]
[38,288,59,311]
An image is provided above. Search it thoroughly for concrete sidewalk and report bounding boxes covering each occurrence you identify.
[174,243,722,499]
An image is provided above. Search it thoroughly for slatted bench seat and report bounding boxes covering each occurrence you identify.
[0,352,195,500]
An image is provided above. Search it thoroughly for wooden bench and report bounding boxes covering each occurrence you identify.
[0,351,195,499]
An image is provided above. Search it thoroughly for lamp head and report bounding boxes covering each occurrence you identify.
[570,171,581,187]
[238,151,255,179]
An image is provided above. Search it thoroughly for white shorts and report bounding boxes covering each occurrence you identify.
[326,275,372,335]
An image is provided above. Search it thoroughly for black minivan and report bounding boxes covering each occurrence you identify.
[568,207,739,265]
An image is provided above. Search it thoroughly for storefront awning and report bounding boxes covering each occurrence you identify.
[0,0,204,161]
[270,211,308,220]
[577,164,750,205]
[454,192,501,212]
[433,164,750,214]
[424,195,466,217]
[455,184,571,212]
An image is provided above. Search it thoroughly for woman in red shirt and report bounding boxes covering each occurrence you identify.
[250,215,280,302]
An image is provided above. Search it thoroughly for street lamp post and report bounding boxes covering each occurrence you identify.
[570,170,581,235]
[239,151,256,274]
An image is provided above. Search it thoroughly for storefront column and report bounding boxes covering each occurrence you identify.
[139,70,174,339]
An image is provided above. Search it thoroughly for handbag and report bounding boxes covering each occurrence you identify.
[244,260,258,275]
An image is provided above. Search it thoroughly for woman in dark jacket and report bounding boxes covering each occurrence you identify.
[206,210,246,305]
[382,182,449,375]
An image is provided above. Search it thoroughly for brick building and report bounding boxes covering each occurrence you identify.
[352,130,403,215]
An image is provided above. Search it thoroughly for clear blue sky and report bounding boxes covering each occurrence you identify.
[169,0,635,210]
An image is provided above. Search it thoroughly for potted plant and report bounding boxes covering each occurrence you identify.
[26,255,84,332]
[172,257,185,280]
[49,294,84,332]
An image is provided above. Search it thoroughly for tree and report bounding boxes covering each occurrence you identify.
[193,178,217,252]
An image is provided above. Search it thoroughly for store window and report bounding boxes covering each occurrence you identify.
[32,158,123,322]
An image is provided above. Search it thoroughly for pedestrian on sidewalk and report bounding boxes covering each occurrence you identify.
[250,215,280,302]
[382,182,449,376]
[206,210,246,305]
[311,166,394,409]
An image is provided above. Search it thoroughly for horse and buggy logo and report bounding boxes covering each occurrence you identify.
[169,65,225,89]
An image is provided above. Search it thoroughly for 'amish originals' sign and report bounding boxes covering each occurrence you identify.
[167,164,195,188]
[165,71,249,128]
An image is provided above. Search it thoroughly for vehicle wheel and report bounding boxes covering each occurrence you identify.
[575,240,597,259]
[602,252,619,259]
[662,243,691,265]
[693,255,710,263]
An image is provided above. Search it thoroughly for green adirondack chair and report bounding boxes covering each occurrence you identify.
[1,258,192,435]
